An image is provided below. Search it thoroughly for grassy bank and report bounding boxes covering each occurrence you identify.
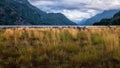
[0,27,120,68]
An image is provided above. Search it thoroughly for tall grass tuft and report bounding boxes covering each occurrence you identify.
[0,27,120,68]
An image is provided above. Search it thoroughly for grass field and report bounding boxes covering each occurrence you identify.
[0,27,120,68]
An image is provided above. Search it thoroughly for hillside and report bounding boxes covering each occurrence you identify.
[93,11,120,25]
[84,10,119,25]
[0,0,30,25]
[0,0,76,25]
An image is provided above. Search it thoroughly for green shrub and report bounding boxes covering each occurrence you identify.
[77,32,89,47]
[92,34,105,45]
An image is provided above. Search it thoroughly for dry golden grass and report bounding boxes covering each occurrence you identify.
[0,27,120,68]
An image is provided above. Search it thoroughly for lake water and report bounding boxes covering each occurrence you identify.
[0,25,117,28]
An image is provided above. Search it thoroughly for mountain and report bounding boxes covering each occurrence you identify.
[0,0,30,25]
[78,18,87,25]
[84,10,119,25]
[0,0,76,25]
[93,11,120,25]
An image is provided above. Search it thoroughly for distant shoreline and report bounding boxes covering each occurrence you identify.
[0,25,118,28]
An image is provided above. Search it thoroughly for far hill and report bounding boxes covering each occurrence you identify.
[93,11,120,25]
[84,10,119,25]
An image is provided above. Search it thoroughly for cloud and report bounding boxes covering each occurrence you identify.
[29,0,120,23]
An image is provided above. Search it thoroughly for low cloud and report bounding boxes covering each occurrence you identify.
[29,0,120,23]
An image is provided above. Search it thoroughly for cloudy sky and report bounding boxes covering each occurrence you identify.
[29,0,120,23]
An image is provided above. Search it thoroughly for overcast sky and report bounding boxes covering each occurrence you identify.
[29,0,120,23]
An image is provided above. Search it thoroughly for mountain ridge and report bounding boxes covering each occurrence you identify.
[0,0,76,25]
[93,11,120,25]
[84,10,119,25]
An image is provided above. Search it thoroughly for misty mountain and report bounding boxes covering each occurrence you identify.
[93,11,120,25]
[77,18,87,25]
[84,10,119,25]
[0,0,76,25]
